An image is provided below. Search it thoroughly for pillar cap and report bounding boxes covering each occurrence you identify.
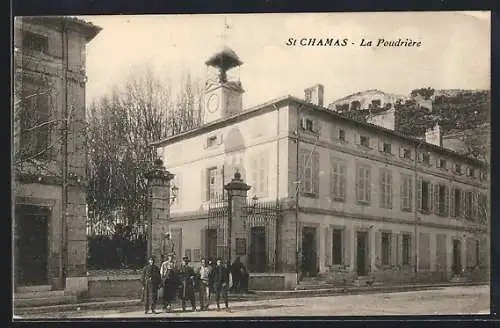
[224,172,251,191]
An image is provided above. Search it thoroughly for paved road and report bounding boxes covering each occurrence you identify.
[17,286,490,318]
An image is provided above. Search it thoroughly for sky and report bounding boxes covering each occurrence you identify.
[81,12,490,109]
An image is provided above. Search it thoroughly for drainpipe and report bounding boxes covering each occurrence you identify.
[60,21,69,289]
[273,104,280,273]
[294,104,304,285]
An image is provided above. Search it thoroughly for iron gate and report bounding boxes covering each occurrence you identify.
[207,192,281,272]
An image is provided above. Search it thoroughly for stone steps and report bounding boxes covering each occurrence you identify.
[14,285,78,309]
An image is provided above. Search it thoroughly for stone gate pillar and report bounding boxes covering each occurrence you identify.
[224,171,251,265]
[145,159,174,262]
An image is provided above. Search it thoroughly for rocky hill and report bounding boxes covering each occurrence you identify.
[337,89,490,161]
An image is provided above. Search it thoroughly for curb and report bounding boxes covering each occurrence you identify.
[15,282,487,315]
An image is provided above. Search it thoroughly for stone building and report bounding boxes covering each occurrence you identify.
[328,89,407,112]
[13,17,101,295]
[151,47,489,289]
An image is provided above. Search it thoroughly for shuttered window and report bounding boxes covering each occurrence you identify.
[332,229,343,265]
[379,169,393,209]
[400,174,413,212]
[381,232,392,266]
[330,159,346,201]
[356,164,371,204]
[300,149,320,197]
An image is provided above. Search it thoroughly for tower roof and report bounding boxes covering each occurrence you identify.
[205,46,243,71]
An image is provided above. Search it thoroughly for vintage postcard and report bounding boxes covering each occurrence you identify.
[12,12,490,319]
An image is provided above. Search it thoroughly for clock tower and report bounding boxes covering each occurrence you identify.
[204,46,244,124]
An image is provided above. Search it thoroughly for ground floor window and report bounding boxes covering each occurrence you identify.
[332,229,343,265]
[381,232,392,266]
[402,234,411,265]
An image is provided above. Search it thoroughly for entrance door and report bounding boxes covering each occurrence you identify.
[452,239,462,275]
[206,228,217,261]
[249,226,267,272]
[356,231,369,276]
[302,227,317,277]
[15,206,49,286]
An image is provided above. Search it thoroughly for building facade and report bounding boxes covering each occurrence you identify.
[328,89,407,112]
[13,17,101,294]
[152,48,489,286]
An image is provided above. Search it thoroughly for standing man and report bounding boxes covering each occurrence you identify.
[178,256,197,312]
[197,258,212,311]
[230,257,244,293]
[141,256,161,314]
[211,258,230,311]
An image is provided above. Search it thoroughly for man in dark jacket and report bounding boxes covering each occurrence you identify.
[178,256,197,312]
[230,257,244,293]
[142,256,161,314]
[210,258,230,311]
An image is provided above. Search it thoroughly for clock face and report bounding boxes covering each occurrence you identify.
[207,94,219,113]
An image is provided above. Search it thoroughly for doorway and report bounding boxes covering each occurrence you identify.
[356,231,369,276]
[15,205,49,286]
[206,228,217,261]
[452,239,462,275]
[249,226,267,272]
[302,226,317,277]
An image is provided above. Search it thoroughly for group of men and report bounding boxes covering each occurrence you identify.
[142,254,238,314]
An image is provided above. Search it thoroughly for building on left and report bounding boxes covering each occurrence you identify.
[13,17,101,295]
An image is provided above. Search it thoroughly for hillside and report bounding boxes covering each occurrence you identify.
[337,89,490,161]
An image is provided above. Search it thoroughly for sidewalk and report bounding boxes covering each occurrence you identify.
[14,281,487,315]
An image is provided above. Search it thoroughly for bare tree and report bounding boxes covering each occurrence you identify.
[86,64,204,234]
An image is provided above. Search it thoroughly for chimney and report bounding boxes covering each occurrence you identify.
[425,123,443,147]
[304,84,324,107]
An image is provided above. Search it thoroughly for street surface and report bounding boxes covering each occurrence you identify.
[16,286,490,318]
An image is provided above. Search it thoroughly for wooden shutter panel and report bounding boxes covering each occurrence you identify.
[343,228,351,267]
[396,232,402,267]
[400,177,405,211]
[434,183,440,215]
[312,151,320,196]
[378,141,384,152]
[399,147,405,158]
[409,233,414,266]
[201,168,207,202]
[450,187,456,217]
[428,183,434,213]
[300,117,306,129]
[417,177,422,212]
[366,168,371,203]
[444,186,449,217]
[324,226,332,267]
[472,192,479,221]
[460,190,466,218]
[391,233,398,266]
[299,152,305,194]
[355,133,360,145]
[375,230,381,268]
[200,228,206,260]
[379,171,385,208]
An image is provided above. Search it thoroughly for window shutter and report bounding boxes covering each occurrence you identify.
[200,228,206,260]
[201,169,207,202]
[460,190,466,218]
[366,168,372,202]
[340,165,346,200]
[434,184,440,215]
[375,230,381,268]
[355,166,360,202]
[435,158,440,168]
[330,125,337,140]
[355,133,360,145]
[400,176,405,211]
[396,232,402,266]
[298,152,305,194]
[417,177,422,212]
[298,222,304,257]
[300,117,307,130]
[391,233,398,266]
[388,173,393,209]
[330,161,336,198]
[379,171,385,208]
[312,151,320,196]
[378,141,384,152]
[417,152,423,163]
[343,228,351,267]
[399,147,405,158]
[450,187,456,217]
[428,183,434,213]
[409,234,414,266]
[444,186,449,217]
[324,226,332,267]
[472,192,479,220]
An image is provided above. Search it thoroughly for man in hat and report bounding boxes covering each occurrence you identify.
[178,256,197,312]
[141,256,161,314]
[211,258,230,311]
[197,258,212,311]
